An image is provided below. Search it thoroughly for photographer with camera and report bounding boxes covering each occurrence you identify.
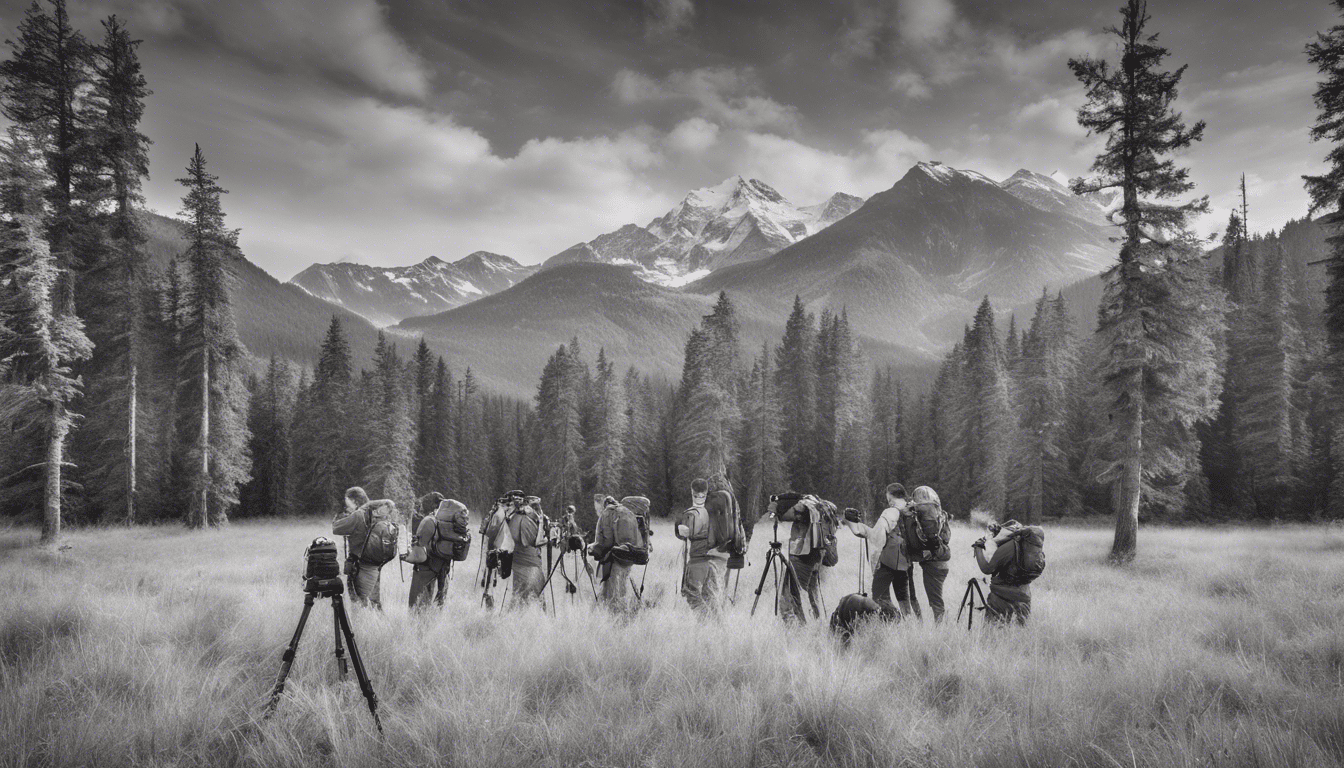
[972,519,1045,624]
[767,492,839,623]
[842,483,914,621]
[406,497,471,609]
[332,487,399,609]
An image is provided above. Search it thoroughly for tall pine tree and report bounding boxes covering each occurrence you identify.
[1069,0,1220,560]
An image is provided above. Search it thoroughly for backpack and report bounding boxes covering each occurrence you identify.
[811,498,841,568]
[830,593,883,644]
[1002,526,1046,586]
[431,516,471,562]
[902,501,950,562]
[357,504,400,567]
[481,505,514,552]
[705,489,747,563]
[507,508,544,550]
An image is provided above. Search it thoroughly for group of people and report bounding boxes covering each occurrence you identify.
[328,476,1040,627]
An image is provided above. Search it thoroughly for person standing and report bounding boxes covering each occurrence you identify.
[333,487,395,609]
[842,483,913,620]
[902,485,952,621]
[591,495,649,612]
[676,478,728,612]
[506,495,549,607]
[408,498,470,609]
[771,493,828,623]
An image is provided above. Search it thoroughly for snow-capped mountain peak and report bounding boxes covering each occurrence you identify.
[543,176,866,285]
[287,251,536,326]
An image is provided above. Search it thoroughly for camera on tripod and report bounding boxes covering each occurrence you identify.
[303,536,344,596]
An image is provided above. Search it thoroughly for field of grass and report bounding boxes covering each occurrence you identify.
[2,516,1343,767]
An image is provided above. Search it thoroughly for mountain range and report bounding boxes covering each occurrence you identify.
[690,161,1118,352]
[140,160,1128,398]
[541,176,864,287]
[288,251,536,326]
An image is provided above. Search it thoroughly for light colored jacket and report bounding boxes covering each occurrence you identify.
[844,504,907,572]
[676,504,727,560]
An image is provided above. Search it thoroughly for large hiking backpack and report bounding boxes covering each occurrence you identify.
[430,511,471,562]
[902,501,950,562]
[357,503,400,566]
[507,507,544,550]
[706,489,748,568]
[810,498,841,568]
[609,497,652,566]
[1002,525,1046,586]
[481,505,514,553]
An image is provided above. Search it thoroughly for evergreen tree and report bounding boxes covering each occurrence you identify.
[536,345,583,520]
[1305,0,1344,517]
[415,357,455,497]
[1069,0,1220,560]
[292,316,352,516]
[456,368,489,511]
[828,311,871,512]
[774,296,818,491]
[70,15,151,523]
[585,348,625,496]
[411,337,436,493]
[618,367,650,495]
[0,123,91,542]
[362,332,414,516]
[176,145,249,527]
[1236,243,1306,517]
[241,356,294,517]
[1010,292,1079,522]
[675,295,742,496]
[737,342,783,531]
[957,298,1013,515]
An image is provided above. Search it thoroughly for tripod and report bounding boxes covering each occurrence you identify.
[750,520,805,621]
[957,577,988,630]
[263,577,382,733]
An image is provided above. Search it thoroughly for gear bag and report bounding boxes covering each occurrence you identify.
[1002,525,1046,585]
[608,498,651,566]
[705,489,747,566]
[356,503,400,567]
[902,501,950,562]
[431,516,471,562]
[810,498,841,568]
[830,593,882,643]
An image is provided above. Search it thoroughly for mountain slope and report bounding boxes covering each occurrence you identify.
[142,213,383,369]
[688,162,1118,352]
[395,262,931,398]
[288,251,536,326]
[540,177,863,286]
[999,169,1114,226]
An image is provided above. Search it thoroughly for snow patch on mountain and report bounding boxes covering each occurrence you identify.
[542,177,865,286]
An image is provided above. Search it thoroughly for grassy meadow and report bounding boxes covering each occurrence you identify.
[2,516,1343,768]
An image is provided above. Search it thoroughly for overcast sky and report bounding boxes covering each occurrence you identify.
[14,0,1335,279]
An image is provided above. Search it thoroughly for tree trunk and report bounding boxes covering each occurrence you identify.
[1029,442,1043,525]
[197,350,210,528]
[127,355,137,525]
[1110,392,1143,563]
[41,402,68,545]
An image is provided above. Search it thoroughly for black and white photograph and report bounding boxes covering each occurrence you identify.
[1,0,1342,765]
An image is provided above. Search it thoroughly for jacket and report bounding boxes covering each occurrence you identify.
[507,507,544,569]
[976,532,1031,604]
[676,503,727,560]
[844,505,907,572]
[776,495,821,561]
[334,500,396,562]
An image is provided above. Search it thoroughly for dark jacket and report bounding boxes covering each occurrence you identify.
[976,537,1030,605]
[334,500,396,563]
[593,501,640,562]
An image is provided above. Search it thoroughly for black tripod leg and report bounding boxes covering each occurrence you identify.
[750,555,776,616]
[332,604,348,677]
[264,593,316,719]
[332,595,383,734]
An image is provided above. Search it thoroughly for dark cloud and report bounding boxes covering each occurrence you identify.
[0,0,1327,277]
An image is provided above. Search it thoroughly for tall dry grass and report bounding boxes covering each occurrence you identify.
[2,518,1343,767]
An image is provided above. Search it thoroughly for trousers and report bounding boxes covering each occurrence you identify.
[600,561,633,612]
[408,560,450,609]
[345,560,382,609]
[780,555,823,622]
[683,556,726,612]
[871,564,912,620]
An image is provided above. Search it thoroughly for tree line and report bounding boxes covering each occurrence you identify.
[0,1,249,539]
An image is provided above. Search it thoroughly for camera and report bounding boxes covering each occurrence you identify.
[303,537,344,595]
[972,537,988,550]
[986,521,1002,536]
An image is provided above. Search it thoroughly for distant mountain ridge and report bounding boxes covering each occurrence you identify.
[542,176,864,286]
[288,251,536,326]
[690,161,1119,352]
